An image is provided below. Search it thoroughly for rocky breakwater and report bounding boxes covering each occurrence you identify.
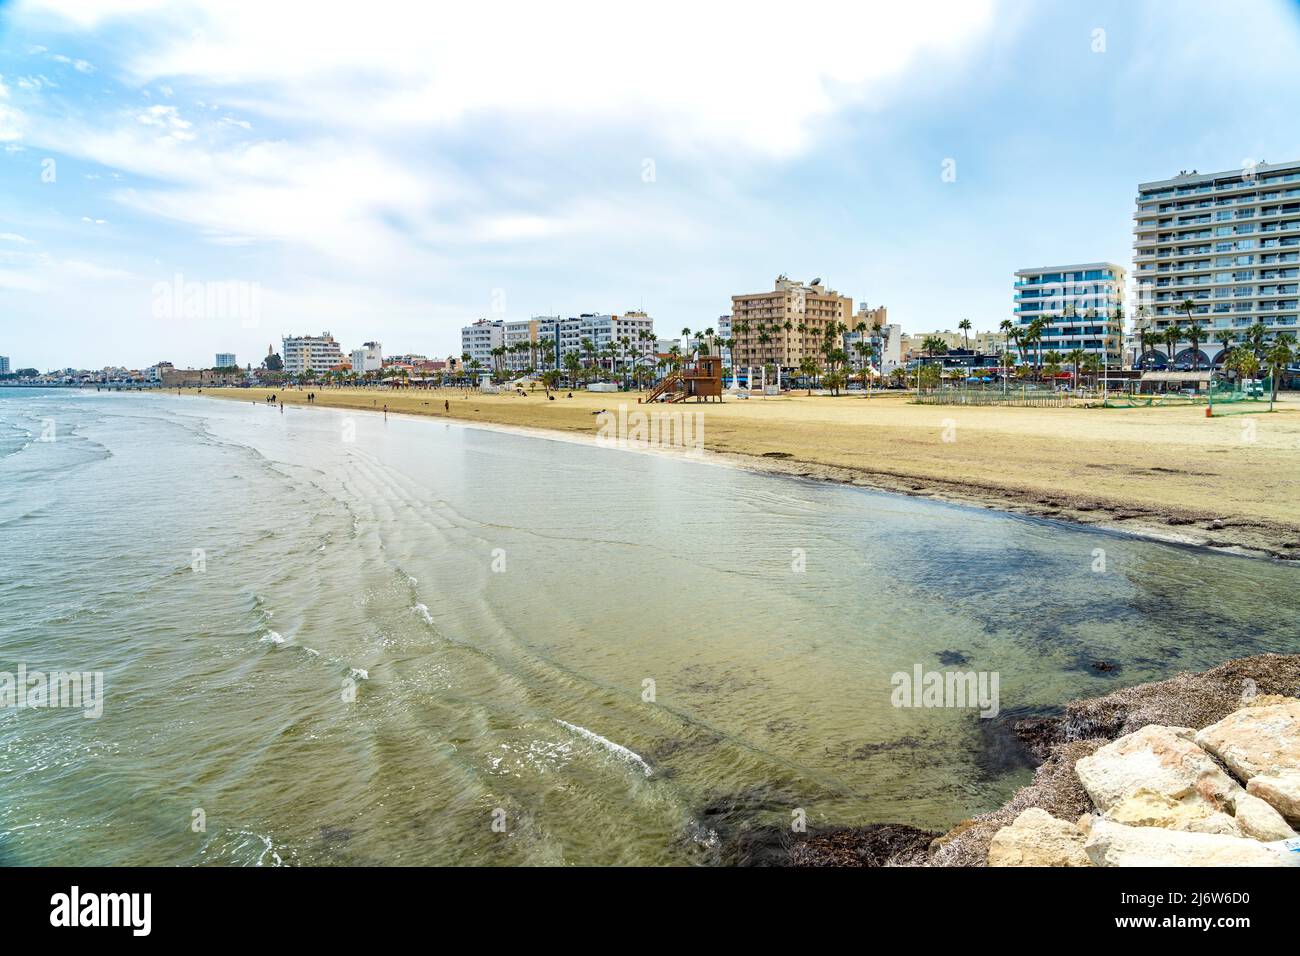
[989,695,1300,866]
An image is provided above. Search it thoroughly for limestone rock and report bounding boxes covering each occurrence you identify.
[1103,788,1240,836]
[1195,699,1300,781]
[1234,791,1298,842]
[1246,694,1295,709]
[987,808,1091,867]
[1083,817,1288,867]
[1074,725,1240,812]
[1246,770,1300,827]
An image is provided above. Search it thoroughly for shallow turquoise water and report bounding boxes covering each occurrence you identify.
[0,388,1296,865]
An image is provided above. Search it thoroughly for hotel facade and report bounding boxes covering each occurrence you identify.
[1133,160,1300,367]
[281,333,344,375]
[461,312,656,375]
[730,276,853,371]
[1012,263,1126,364]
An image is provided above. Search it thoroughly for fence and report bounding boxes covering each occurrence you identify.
[913,384,1070,407]
[1102,377,1273,412]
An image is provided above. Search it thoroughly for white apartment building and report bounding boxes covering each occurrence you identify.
[282,333,344,375]
[463,313,656,375]
[1133,159,1300,368]
[350,341,383,373]
[1012,263,1126,363]
[842,305,901,373]
[215,352,236,368]
[0,356,12,374]
[556,313,656,370]
[460,319,503,371]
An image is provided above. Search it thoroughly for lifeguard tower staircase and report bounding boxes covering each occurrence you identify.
[646,356,724,403]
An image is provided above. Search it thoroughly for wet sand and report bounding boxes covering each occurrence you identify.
[192,386,1300,559]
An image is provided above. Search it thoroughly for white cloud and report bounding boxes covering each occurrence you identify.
[135,103,195,141]
[24,0,995,158]
[0,233,36,244]
[0,104,25,142]
[50,53,95,73]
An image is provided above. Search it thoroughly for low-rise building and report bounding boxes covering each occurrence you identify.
[350,341,383,373]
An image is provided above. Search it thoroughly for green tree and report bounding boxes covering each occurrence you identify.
[1266,333,1295,402]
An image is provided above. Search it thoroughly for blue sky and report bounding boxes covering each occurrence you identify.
[2,0,1300,370]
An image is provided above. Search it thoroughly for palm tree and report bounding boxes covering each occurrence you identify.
[1214,330,1234,371]
[1067,348,1085,388]
[1023,317,1046,379]
[1185,322,1207,372]
[1246,321,1267,360]
[958,318,972,350]
[1044,350,1063,381]
[799,356,818,395]
[563,351,581,388]
[1138,329,1157,368]
[1083,354,1103,390]
[1163,325,1180,369]
[1266,333,1295,402]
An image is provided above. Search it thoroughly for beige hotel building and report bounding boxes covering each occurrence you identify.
[730,275,853,371]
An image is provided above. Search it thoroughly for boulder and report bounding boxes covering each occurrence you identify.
[987,808,1091,867]
[1102,788,1239,836]
[1245,694,1295,709]
[1074,725,1240,812]
[1083,817,1289,867]
[1246,770,1300,827]
[1234,791,1298,842]
[1194,699,1300,781]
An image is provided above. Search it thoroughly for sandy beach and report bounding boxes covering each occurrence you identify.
[192,386,1300,558]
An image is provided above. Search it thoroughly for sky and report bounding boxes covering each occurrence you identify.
[2,0,1300,371]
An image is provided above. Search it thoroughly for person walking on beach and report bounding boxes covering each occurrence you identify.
[444,400,449,412]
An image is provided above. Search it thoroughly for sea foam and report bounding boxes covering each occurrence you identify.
[556,719,652,777]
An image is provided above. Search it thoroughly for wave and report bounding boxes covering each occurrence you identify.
[556,719,652,777]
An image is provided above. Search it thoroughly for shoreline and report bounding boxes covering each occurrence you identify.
[789,652,1300,867]
[180,386,1300,561]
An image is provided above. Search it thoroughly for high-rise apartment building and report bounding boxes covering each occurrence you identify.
[730,276,853,371]
[1012,263,1126,363]
[215,352,236,368]
[1133,160,1300,367]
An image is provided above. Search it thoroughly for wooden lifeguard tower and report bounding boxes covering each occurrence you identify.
[645,355,724,403]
